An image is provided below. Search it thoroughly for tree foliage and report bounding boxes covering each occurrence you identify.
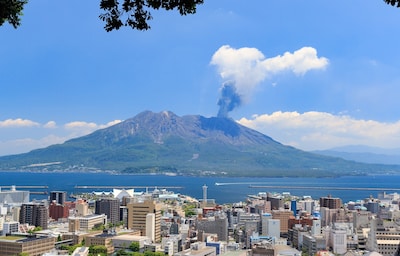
[0,0,204,31]
[0,0,27,28]
[129,241,140,252]
[99,0,204,31]
[384,0,400,7]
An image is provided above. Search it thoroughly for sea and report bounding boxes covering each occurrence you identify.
[1,171,400,204]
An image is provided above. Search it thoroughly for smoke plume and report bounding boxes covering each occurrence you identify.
[217,83,242,118]
[211,45,329,117]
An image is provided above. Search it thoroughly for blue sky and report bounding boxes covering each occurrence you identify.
[1,1,400,156]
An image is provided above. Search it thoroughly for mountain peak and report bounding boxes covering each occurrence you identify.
[0,110,398,176]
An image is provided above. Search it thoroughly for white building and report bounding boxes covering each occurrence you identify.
[2,221,19,236]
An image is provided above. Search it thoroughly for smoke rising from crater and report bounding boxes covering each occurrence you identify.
[217,83,242,118]
[211,45,329,117]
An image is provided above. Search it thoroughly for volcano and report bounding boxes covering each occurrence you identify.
[0,110,398,177]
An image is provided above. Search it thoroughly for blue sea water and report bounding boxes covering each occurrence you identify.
[1,171,400,204]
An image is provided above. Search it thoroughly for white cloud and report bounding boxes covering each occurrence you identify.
[0,118,40,128]
[238,111,400,150]
[210,45,328,99]
[0,134,67,156]
[102,120,122,128]
[64,121,98,130]
[0,119,123,156]
[43,121,57,128]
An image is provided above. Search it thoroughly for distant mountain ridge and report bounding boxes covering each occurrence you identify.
[0,110,399,177]
[313,145,400,165]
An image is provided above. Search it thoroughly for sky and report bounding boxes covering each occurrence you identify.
[1,1,400,156]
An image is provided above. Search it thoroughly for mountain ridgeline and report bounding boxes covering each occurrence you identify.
[0,111,399,177]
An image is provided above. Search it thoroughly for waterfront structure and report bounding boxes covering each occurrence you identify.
[19,202,48,229]
[0,235,55,256]
[0,186,29,206]
[49,191,67,205]
[95,198,120,225]
[127,199,162,242]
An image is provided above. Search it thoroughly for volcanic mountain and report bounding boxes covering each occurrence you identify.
[0,111,398,177]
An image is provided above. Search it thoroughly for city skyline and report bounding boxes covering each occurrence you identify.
[1,1,400,156]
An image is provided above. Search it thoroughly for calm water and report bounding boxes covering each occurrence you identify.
[1,171,400,204]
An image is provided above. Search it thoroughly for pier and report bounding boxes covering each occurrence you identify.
[248,185,400,191]
[0,185,48,189]
[74,185,184,189]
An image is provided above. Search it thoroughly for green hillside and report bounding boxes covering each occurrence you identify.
[0,111,399,177]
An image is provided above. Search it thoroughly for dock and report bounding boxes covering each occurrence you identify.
[0,186,48,189]
[74,185,184,189]
[248,185,400,191]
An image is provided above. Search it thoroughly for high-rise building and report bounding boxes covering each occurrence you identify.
[75,199,89,216]
[265,219,280,238]
[127,199,161,242]
[49,201,69,221]
[196,216,228,242]
[95,198,120,225]
[319,196,342,209]
[267,193,284,210]
[272,209,293,236]
[50,191,67,205]
[19,203,48,229]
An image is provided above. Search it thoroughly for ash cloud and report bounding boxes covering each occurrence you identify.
[217,83,242,118]
[211,45,329,117]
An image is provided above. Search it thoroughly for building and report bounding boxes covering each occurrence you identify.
[267,193,284,210]
[75,199,89,216]
[2,221,19,235]
[112,233,149,251]
[319,196,342,209]
[0,235,55,256]
[68,214,107,232]
[196,216,228,242]
[95,198,120,225]
[272,209,294,236]
[127,199,161,242]
[250,241,275,256]
[19,203,48,229]
[49,201,69,221]
[85,231,115,255]
[49,191,67,205]
[302,234,326,256]
[0,186,29,205]
[174,242,216,256]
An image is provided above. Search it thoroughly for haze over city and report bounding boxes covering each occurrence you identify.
[1,1,400,156]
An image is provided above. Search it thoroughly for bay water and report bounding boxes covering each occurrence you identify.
[1,171,400,204]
